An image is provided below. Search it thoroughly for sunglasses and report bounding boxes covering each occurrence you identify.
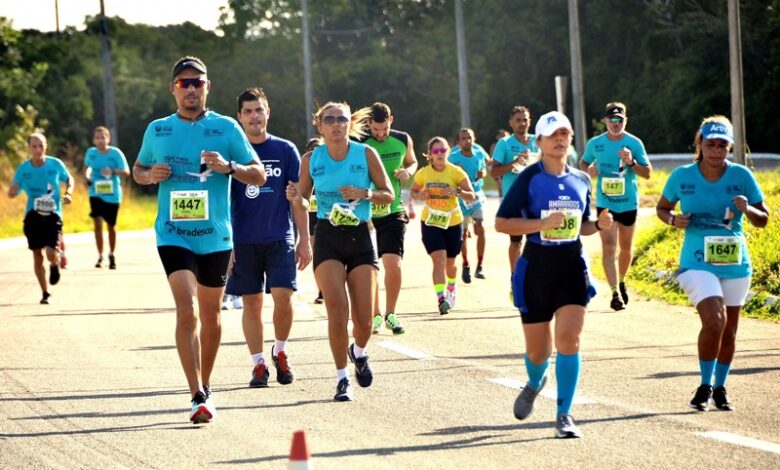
[321,115,350,125]
[608,117,624,124]
[173,78,207,89]
[430,147,448,155]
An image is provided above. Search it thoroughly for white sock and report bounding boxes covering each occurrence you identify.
[352,343,367,358]
[251,352,265,366]
[337,368,348,380]
[274,339,287,356]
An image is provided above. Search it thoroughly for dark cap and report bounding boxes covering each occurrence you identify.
[171,56,207,79]
[604,103,627,118]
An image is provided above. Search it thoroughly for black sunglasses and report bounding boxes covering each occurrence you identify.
[174,78,207,89]
[322,115,349,125]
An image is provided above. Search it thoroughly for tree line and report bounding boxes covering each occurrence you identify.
[1,0,778,173]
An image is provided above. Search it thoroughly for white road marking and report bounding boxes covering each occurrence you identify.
[697,431,780,455]
[377,341,437,360]
[487,377,596,404]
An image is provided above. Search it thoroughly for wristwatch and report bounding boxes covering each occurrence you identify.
[365,188,373,200]
[628,159,637,167]
[228,161,237,175]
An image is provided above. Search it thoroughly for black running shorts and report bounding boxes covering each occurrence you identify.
[89,197,120,226]
[157,245,231,288]
[313,221,378,272]
[372,210,409,257]
[596,207,638,227]
[23,211,62,250]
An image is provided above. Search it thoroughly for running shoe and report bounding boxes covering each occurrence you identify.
[372,314,383,334]
[314,291,324,304]
[712,386,734,411]
[190,391,214,424]
[446,286,457,309]
[249,362,270,388]
[49,264,60,286]
[554,414,582,438]
[232,295,244,309]
[40,292,50,305]
[108,254,116,270]
[384,313,405,335]
[271,346,294,385]
[619,282,629,305]
[610,292,625,311]
[95,256,103,268]
[513,375,547,420]
[348,343,373,387]
[334,377,353,401]
[221,296,230,311]
[462,265,472,284]
[475,265,485,279]
[438,298,451,316]
[689,384,713,411]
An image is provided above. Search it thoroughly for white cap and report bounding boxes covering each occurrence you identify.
[535,111,573,137]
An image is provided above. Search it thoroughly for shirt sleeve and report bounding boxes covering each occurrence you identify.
[492,139,507,165]
[116,148,130,170]
[661,168,681,203]
[229,120,258,165]
[137,124,155,167]
[287,144,302,183]
[743,168,764,205]
[58,159,72,183]
[581,138,596,164]
[633,137,649,166]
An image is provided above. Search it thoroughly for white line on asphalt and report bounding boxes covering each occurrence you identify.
[487,377,596,405]
[377,341,437,360]
[697,431,780,454]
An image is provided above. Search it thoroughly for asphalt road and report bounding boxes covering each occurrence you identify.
[1,199,778,469]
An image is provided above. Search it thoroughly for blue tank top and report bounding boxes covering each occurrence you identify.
[310,141,372,222]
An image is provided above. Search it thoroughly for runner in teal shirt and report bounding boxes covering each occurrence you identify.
[84,126,130,269]
[132,56,265,425]
[657,116,769,414]
[8,132,74,304]
[579,103,652,311]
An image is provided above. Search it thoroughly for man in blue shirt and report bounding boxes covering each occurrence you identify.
[450,128,488,282]
[133,56,265,424]
[490,106,539,293]
[8,133,74,305]
[84,126,130,269]
[579,103,652,311]
[226,87,312,388]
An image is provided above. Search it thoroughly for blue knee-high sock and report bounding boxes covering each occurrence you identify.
[714,361,732,388]
[524,355,550,389]
[699,359,716,386]
[555,352,581,417]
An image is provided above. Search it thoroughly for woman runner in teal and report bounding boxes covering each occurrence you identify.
[656,116,769,412]
[287,102,394,401]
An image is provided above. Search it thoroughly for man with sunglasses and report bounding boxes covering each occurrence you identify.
[579,102,652,311]
[225,87,311,389]
[359,102,417,336]
[133,56,265,424]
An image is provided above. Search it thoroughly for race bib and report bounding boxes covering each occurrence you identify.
[309,194,318,213]
[540,209,582,242]
[424,208,452,229]
[34,196,56,214]
[95,179,114,195]
[329,203,360,227]
[704,236,742,265]
[371,203,391,218]
[601,177,625,196]
[170,190,208,221]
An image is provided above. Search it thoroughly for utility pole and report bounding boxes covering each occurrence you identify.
[555,76,569,114]
[54,0,60,34]
[728,0,746,164]
[302,0,314,139]
[99,0,119,145]
[567,0,587,155]
[454,0,470,127]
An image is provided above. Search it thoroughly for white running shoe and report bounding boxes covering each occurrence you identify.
[446,287,457,309]
[232,295,244,309]
[221,295,230,310]
[190,392,215,424]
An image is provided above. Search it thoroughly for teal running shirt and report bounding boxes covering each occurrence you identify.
[85,146,129,204]
[310,141,372,222]
[12,156,72,218]
[492,134,538,196]
[137,111,258,254]
[581,132,648,213]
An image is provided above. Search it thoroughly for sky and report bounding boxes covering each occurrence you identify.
[0,0,230,32]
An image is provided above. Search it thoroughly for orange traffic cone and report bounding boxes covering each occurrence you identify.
[288,430,313,469]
